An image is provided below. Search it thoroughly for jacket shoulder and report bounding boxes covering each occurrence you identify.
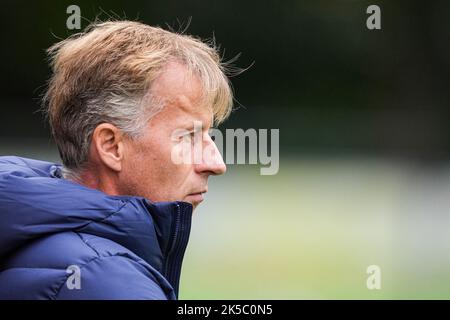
[0,232,173,299]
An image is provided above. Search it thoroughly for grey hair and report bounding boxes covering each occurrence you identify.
[60,92,164,180]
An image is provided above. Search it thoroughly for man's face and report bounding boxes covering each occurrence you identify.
[119,61,226,209]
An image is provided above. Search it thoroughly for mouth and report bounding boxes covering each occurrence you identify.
[185,189,207,205]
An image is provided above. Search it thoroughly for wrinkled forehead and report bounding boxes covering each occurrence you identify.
[150,60,214,125]
[151,61,201,102]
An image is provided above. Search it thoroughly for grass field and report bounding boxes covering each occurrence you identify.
[181,158,450,299]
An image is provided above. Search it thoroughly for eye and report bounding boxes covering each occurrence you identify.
[208,128,217,142]
[185,130,199,146]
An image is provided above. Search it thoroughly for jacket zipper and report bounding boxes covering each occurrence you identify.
[162,202,192,298]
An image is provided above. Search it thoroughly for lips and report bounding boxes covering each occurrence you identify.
[186,188,207,204]
[185,192,204,204]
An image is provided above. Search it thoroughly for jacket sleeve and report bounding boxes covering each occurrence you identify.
[55,255,169,300]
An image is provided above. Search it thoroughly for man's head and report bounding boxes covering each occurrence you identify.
[44,21,232,209]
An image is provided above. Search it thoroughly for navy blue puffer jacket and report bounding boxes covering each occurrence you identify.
[0,156,193,299]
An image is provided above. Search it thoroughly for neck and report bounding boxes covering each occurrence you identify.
[65,165,121,196]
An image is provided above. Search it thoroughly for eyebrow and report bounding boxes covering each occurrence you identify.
[186,121,210,132]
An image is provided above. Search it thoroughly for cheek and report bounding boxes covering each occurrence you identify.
[136,140,176,181]
[124,134,194,201]
[122,141,157,184]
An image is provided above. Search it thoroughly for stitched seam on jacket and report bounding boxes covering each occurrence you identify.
[76,200,130,230]
[74,232,100,258]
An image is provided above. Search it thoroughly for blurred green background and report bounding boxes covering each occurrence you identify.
[1,0,450,299]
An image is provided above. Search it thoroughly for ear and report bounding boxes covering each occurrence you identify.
[91,123,125,172]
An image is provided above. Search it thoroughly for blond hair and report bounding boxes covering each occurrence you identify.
[43,20,233,170]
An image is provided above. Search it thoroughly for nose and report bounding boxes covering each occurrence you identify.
[194,134,226,175]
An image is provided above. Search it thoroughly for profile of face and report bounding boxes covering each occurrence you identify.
[91,60,226,209]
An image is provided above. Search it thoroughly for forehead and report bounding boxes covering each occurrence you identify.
[151,60,213,126]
